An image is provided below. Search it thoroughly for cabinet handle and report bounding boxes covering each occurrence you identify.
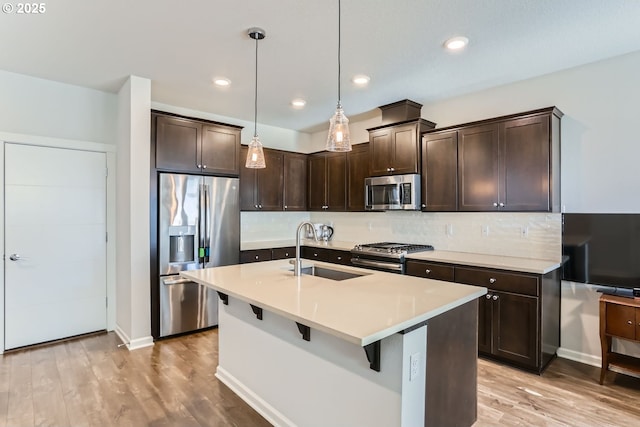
[285,253,289,257]
[489,278,497,284]
[284,205,288,210]
[492,295,499,301]
[485,294,492,299]
[493,202,498,207]
[254,204,258,209]
[421,203,426,208]
[386,167,391,172]
[425,269,431,274]
[258,204,263,209]
[628,320,633,325]
[203,165,207,169]
[390,167,395,172]
[499,202,504,207]
[337,256,342,260]
[197,164,202,168]
[255,255,259,260]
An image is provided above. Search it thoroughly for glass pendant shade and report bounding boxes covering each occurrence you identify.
[245,135,266,168]
[326,104,352,151]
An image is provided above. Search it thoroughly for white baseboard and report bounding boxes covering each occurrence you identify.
[114,325,154,351]
[216,365,296,427]
[557,347,601,368]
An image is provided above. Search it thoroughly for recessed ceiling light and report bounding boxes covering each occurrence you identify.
[291,99,306,108]
[352,74,371,86]
[213,77,231,87]
[444,36,469,51]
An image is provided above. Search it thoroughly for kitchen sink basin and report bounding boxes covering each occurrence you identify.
[293,266,369,281]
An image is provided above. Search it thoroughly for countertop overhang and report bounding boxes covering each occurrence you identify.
[181,259,486,347]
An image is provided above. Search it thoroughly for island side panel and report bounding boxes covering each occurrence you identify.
[425,298,479,427]
[216,296,409,427]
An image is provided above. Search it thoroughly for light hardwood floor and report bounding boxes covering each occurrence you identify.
[1,329,639,426]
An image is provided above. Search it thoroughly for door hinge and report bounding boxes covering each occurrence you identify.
[105,297,108,308]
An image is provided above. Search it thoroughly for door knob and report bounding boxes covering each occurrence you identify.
[9,254,21,261]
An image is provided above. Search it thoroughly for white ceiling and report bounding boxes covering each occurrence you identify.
[2,0,640,132]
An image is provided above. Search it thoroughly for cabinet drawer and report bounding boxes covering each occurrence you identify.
[455,266,539,296]
[605,304,637,340]
[326,249,352,266]
[240,249,272,264]
[301,246,329,262]
[272,246,295,260]
[406,260,454,282]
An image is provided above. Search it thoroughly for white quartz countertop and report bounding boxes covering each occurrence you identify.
[406,251,561,274]
[241,239,561,274]
[181,259,486,347]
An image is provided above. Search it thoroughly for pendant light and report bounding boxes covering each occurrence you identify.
[326,0,352,152]
[245,27,267,169]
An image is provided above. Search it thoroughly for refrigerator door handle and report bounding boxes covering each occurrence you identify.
[203,184,210,262]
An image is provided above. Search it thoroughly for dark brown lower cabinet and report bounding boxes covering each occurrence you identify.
[405,260,454,282]
[301,246,351,266]
[240,249,273,264]
[455,265,560,373]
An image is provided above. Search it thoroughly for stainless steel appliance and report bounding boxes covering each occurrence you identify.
[351,242,434,273]
[158,173,239,337]
[365,173,421,211]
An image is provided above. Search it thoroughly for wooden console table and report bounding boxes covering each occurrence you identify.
[599,294,640,384]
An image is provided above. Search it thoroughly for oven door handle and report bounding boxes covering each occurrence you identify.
[351,258,403,272]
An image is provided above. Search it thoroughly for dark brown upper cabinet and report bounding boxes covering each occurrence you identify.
[240,147,284,211]
[308,151,346,211]
[153,112,242,176]
[283,152,308,211]
[421,131,458,211]
[346,143,370,211]
[424,107,562,212]
[368,119,435,176]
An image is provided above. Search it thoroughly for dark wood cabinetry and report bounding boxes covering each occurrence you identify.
[240,249,273,264]
[308,152,346,211]
[456,108,561,212]
[240,148,307,211]
[455,266,560,373]
[346,143,370,211]
[153,112,241,176]
[599,294,640,384]
[423,107,562,212]
[368,119,435,176]
[283,152,308,211]
[421,131,458,211]
[301,246,351,266]
[240,147,284,211]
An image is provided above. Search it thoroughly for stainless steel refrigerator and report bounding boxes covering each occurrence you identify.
[158,173,239,337]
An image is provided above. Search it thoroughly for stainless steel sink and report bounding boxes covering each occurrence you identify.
[293,265,369,281]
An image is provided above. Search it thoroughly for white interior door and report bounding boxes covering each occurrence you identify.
[4,143,107,350]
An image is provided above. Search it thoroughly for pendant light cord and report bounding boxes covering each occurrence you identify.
[254,35,258,138]
[337,0,342,107]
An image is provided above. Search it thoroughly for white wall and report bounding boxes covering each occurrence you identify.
[115,76,153,349]
[0,69,117,144]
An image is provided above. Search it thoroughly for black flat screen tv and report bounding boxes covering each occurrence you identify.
[562,213,640,292]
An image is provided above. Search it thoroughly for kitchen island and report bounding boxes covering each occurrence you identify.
[182,259,487,427]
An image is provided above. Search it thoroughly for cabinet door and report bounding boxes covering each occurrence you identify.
[369,128,392,176]
[308,154,327,210]
[458,123,500,211]
[347,143,369,211]
[155,115,201,173]
[326,152,346,211]
[283,152,308,211]
[200,125,241,176]
[421,131,458,211]
[390,123,419,174]
[256,150,284,210]
[500,115,551,211]
[239,146,258,211]
[492,291,539,368]
[478,294,492,354]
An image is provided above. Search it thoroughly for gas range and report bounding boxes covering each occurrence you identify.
[350,242,434,273]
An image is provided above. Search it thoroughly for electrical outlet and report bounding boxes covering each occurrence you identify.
[445,224,453,236]
[409,352,420,381]
[520,226,529,238]
[481,225,489,237]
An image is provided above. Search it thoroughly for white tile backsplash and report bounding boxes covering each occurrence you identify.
[242,210,561,262]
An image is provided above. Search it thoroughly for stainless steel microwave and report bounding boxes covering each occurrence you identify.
[365,174,421,210]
